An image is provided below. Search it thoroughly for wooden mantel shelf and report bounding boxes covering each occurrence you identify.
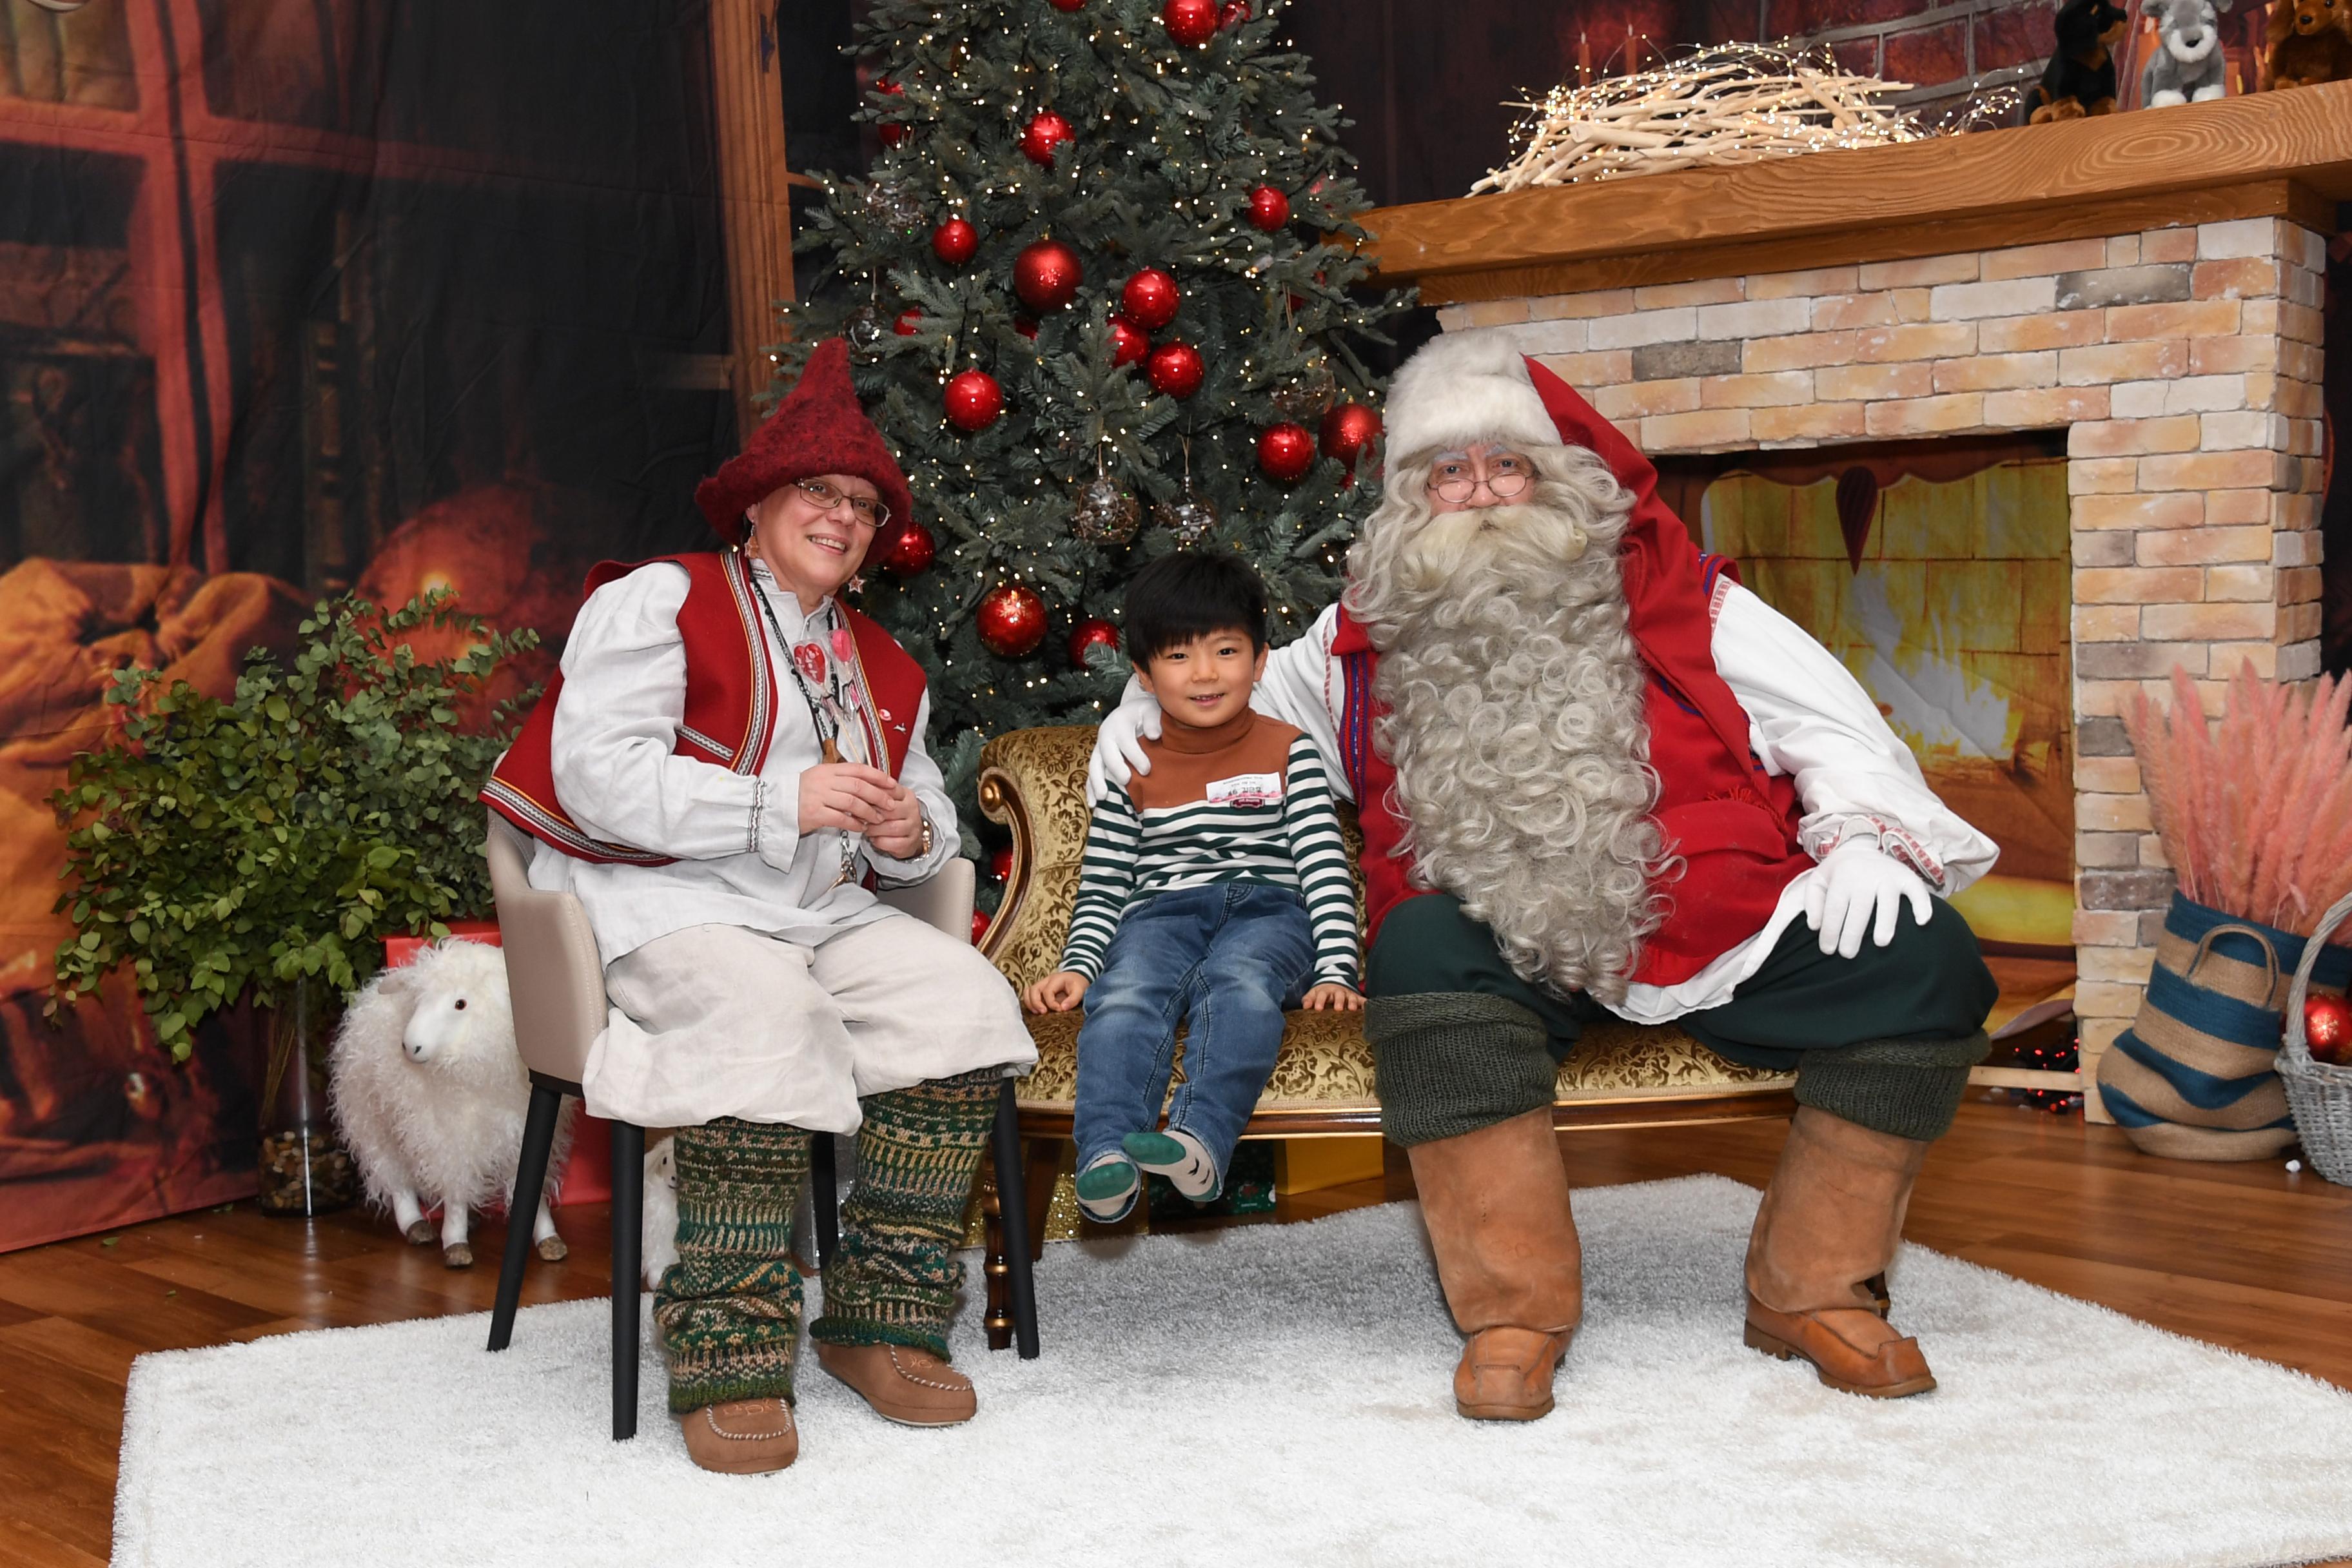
[1360,82,2352,304]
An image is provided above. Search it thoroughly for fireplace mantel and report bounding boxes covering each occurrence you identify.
[1358,84,2352,304]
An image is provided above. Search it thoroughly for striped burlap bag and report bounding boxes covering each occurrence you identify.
[2095,892,2351,1161]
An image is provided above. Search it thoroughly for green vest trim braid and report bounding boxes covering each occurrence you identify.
[483,547,927,867]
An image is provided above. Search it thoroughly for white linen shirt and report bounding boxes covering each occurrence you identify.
[1242,584,1999,1023]
[528,558,961,963]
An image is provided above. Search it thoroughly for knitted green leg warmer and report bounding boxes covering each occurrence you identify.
[809,1068,998,1361]
[652,1115,811,1413]
[1364,992,1558,1148]
[1794,1030,1992,1142]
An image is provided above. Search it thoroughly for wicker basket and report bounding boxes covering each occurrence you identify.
[2277,890,2352,1186]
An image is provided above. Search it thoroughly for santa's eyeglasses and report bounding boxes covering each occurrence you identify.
[792,478,890,528]
[1426,452,1535,504]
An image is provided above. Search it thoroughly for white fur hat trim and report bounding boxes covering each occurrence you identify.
[1383,330,1558,461]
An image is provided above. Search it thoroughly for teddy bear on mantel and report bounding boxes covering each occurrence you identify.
[2029,0,2133,119]
[2142,0,2235,103]
[2266,0,2352,88]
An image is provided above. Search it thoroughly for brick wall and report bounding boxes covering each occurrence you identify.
[1435,216,2331,1115]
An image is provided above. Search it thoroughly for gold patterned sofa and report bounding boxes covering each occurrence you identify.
[974,726,1797,1237]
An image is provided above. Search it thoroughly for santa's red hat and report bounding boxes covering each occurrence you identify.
[694,337,914,542]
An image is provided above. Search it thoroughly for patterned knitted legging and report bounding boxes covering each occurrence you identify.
[654,1070,997,1412]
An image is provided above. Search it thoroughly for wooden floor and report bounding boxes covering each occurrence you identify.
[5,1093,2349,1567]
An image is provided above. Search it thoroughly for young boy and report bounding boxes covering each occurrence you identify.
[1023,552,1361,1222]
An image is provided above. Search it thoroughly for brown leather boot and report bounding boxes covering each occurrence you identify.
[1406,1107,1583,1422]
[676,1397,798,1475]
[815,1340,977,1427]
[1743,1106,1936,1398]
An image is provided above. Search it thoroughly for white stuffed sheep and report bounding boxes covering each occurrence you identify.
[328,938,574,1268]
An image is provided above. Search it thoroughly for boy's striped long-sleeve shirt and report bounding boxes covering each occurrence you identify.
[1057,712,1358,988]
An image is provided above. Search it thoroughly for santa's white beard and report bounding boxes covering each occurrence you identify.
[1346,469,1665,1003]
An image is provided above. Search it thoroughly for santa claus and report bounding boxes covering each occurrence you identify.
[1092,333,1998,1419]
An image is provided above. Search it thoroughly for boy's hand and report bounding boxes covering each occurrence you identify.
[1024,971,1090,1014]
[1302,982,1363,1012]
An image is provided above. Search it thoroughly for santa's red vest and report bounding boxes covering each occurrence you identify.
[483,549,926,866]
[1333,360,1814,990]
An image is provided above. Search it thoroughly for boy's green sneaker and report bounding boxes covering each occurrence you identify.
[1074,1153,1139,1222]
[1122,1127,1219,1201]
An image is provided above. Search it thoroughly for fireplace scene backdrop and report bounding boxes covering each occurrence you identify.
[3,0,2347,1250]
[0,0,749,1250]
[1659,436,2075,956]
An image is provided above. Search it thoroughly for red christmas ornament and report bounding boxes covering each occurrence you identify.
[1219,0,1251,24]
[932,218,979,267]
[874,79,908,147]
[1015,317,1039,340]
[1108,317,1149,366]
[2307,993,2352,1066]
[1020,109,1075,166]
[1245,185,1291,231]
[971,908,992,943]
[1257,422,1315,482]
[1121,268,1181,330]
[977,583,1048,657]
[990,845,1015,882]
[1014,239,1084,311]
[893,309,923,335]
[1146,340,1204,398]
[874,518,937,576]
[1163,0,1217,44]
[1050,0,1086,8]
[1068,616,1120,667]
[944,369,1004,431]
[1319,401,1381,466]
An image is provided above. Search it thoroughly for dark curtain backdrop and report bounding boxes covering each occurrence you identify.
[0,0,733,1250]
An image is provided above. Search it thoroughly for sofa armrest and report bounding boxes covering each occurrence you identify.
[976,725,1101,990]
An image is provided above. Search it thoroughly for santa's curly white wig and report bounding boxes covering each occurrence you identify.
[1343,437,1668,1003]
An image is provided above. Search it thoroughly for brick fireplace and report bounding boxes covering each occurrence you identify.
[1360,88,2352,1115]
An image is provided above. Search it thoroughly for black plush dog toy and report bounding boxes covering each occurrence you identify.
[2028,0,2132,120]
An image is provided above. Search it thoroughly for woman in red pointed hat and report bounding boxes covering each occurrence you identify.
[487,338,1034,1474]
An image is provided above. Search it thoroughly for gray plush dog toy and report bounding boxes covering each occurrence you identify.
[2141,0,2233,104]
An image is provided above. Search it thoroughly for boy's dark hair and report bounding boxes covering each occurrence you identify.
[1124,551,1271,662]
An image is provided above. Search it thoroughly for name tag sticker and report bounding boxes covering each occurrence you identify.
[1206,771,1282,807]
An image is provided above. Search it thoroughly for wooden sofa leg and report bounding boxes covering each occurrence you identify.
[1024,1137,1063,1264]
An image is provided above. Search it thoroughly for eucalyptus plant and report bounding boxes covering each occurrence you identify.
[49,591,539,1061]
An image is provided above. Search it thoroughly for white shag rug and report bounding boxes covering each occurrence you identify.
[115,1175,2352,1568]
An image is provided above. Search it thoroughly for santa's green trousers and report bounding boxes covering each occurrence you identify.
[1362,894,1995,1149]
[652,1069,998,1412]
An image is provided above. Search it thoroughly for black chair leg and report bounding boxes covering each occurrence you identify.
[610,1119,645,1442]
[991,1078,1041,1359]
[487,1082,564,1353]
[810,1131,839,1273]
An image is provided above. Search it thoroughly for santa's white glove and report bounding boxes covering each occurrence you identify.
[1084,688,1163,805]
[1803,836,1933,959]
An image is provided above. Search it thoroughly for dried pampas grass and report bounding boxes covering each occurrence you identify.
[2124,662,2352,939]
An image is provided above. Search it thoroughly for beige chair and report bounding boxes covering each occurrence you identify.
[481,814,1037,1440]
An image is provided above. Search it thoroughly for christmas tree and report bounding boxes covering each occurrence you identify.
[775,0,1410,833]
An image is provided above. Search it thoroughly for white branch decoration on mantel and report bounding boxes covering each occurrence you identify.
[1471,44,2019,193]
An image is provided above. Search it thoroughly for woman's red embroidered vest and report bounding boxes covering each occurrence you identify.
[1333,359,1814,990]
[484,549,926,867]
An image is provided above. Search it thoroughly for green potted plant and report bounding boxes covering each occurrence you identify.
[49,591,538,1215]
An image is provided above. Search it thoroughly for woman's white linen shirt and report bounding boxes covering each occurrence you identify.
[526,559,959,962]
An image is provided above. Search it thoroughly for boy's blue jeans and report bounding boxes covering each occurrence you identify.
[1073,881,1315,1197]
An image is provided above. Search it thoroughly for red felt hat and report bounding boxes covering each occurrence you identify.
[694,337,914,542]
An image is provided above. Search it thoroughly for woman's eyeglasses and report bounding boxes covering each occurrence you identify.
[1427,453,1534,505]
[793,478,890,528]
